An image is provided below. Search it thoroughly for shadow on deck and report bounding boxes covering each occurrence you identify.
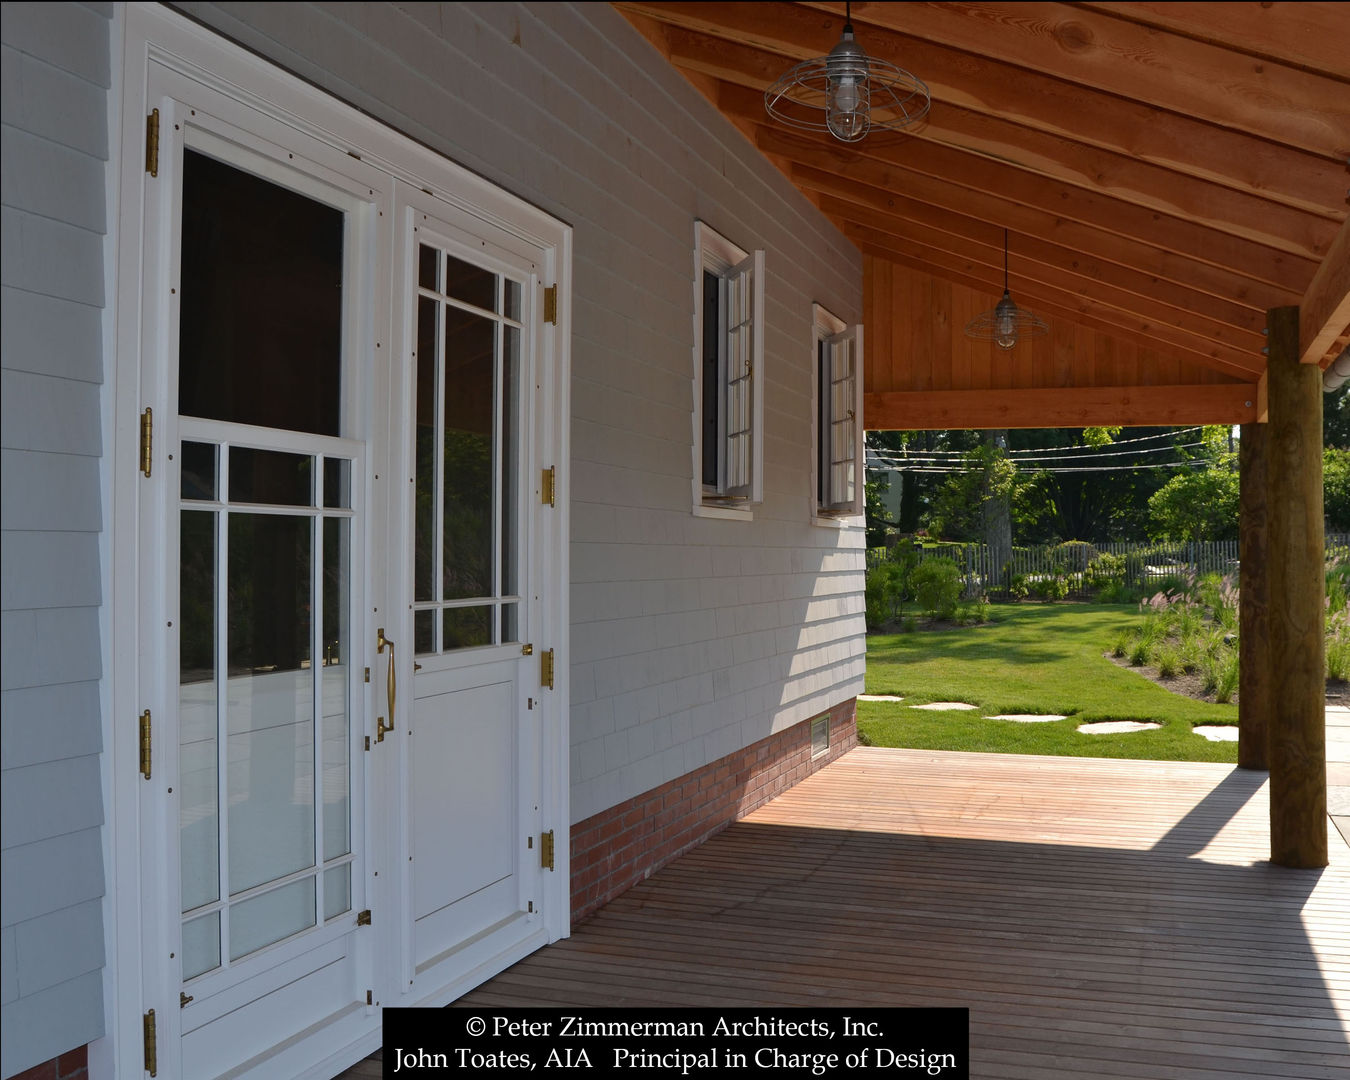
[453,749,1350,1080]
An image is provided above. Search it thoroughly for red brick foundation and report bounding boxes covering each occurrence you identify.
[569,698,857,922]
[7,1046,88,1080]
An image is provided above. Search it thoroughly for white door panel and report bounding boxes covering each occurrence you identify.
[412,676,516,919]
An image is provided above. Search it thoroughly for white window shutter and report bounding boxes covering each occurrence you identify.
[747,249,765,503]
[723,249,764,502]
[824,322,864,515]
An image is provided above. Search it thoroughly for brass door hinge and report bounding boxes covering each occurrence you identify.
[146,108,160,177]
[140,408,153,477]
[543,284,558,325]
[540,648,554,691]
[540,829,555,871]
[139,709,152,779]
[357,909,372,926]
[541,466,555,507]
[143,1009,158,1077]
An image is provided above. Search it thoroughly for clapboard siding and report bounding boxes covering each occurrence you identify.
[0,1,110,1074]
[175,1,866,825]
[0,287,104,384]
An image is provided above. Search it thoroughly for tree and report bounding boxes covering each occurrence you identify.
[1326,447,1350,532]
[1325,386,1350,450]
[1147,467,1240,540]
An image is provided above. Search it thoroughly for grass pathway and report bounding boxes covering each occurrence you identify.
[861,603,1240,763]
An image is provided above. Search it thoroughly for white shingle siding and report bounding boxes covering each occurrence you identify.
[0,2,111,1073]
[216,0,871,823]
[0,6,867,1068]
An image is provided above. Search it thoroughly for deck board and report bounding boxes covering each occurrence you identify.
[456,749,1350,1079]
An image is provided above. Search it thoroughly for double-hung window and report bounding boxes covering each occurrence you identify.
[695,222,764,512]
[814,304,864,518]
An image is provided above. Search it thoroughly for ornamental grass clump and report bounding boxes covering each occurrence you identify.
[1120,573,1244,700]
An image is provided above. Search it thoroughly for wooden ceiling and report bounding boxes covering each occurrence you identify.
[617,2,1350,425]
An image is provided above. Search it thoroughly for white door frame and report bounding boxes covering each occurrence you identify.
[103,5,571,1077]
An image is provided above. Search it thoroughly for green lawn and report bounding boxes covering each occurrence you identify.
[861,603,1240,763]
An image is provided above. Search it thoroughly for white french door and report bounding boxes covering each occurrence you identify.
[118,12,572,1074]
[119,11,570,1078]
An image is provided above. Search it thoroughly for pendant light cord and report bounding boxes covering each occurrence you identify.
[1003,228,1009,292]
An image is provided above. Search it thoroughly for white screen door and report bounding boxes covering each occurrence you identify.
[138,69,381,1080]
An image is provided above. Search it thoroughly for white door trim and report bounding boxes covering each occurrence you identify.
[103,5,571,1077]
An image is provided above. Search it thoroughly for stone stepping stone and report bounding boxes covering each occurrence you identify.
[988,714,1066,723]
[1193,725,1238,742]
[1077,720,1160,734]
[911,702,978,711]
[858,694,904,702]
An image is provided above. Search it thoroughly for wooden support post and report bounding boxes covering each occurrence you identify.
[1238,422,1270,771]
[1265,306,1327,869]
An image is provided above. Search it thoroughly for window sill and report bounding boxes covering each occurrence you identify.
[694,501,754,521]
[812,511,862,529]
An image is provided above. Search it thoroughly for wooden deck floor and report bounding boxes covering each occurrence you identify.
[457,749,1350,1079]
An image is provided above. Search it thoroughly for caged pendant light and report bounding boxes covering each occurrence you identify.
[964,230,1048,350]
[763,2,930,144]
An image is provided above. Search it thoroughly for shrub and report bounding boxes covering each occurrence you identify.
[865,562,905,629]
[1030,575,1069,602]
[1097,581,1144,605]
[911,557,962,620]
[1007,574,1030,601]
[1085,551,1126,590]
[956,599,989,625]
[1049,540,1098,574]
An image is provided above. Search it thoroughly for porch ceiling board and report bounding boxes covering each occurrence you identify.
[458,749,1350,1079]
[617,1,1350,413]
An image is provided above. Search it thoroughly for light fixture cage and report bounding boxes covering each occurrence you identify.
[964,230,1048,350]
[764,19,930,143]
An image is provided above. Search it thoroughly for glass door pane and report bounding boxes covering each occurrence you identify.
[176,146,359,983]
[412,242,524,654]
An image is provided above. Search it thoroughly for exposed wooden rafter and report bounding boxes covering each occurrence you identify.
[1300,218,1350,366]
[617,0,1350,409]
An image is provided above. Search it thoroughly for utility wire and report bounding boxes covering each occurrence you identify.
[865,440,1208,465]
[866,458,1222,474]
[866,425,1204,457]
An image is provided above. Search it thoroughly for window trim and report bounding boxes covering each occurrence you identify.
[692,221,764,518]
[812,303,865,523]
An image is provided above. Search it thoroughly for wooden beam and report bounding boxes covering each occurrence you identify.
[705,70,1340,259]
[832,1,1350,159]
[619,2,1345,215]
[756,125,1317,296]
[848,225,1264,379]
[1080,2,1350,80]
[809,180,1265,332]
[818,194,1267,354]
[863,384,1259,430]
[1265,305,1327,868]
[1299,218,1350,364]
[1238,422,1270,772]
[789,162,1297,313]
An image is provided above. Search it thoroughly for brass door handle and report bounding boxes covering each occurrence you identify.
[377,627,395,741]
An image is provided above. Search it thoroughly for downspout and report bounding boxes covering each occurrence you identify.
[1324,344,1350,392]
